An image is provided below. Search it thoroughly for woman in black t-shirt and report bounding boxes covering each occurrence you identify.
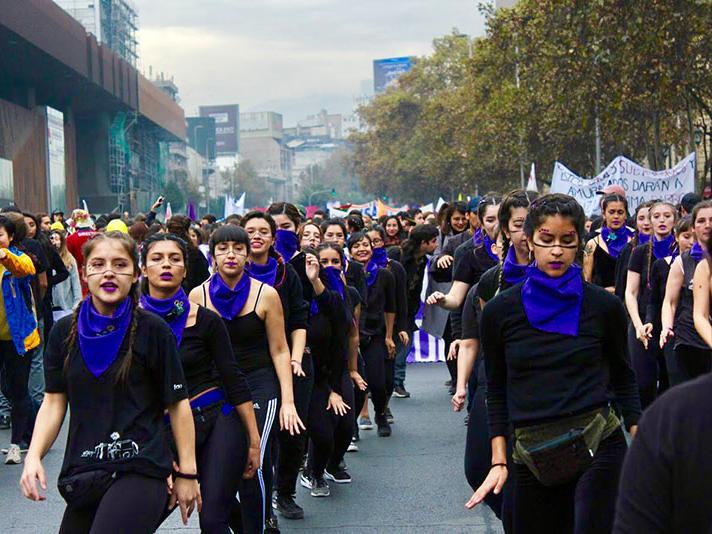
[20,231,201,533]
[469,194,641,533]
[347,231,396,437]
[139,233,262,531]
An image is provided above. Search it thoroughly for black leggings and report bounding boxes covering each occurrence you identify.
[360,336,388,417]
[512,428,627,534]
[628,324,664,409]
[275,353,313,498]
[674,344,712,384]
[59,473,167,533]
[308,373,355,478]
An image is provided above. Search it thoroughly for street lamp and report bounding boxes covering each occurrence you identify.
[308,189,334,205]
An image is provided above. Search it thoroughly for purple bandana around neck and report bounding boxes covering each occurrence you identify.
[483,233,499,262]
[372,247,389,268]
[652,233,675,260]
[601,226,633,259]
[365,259,380,288]
[690,242,704,262]
[311,266,345,315]
[77,296,133,377]
[275,229,299,261]
[502,246,528,285]
[140,287,191,346]
[521,263,583,336]
[638,232,651,245]
[246,256,279,287]
[472,228,484,248]
[209,273,251,320]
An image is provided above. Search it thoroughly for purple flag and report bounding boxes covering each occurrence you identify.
[188,201,196,222]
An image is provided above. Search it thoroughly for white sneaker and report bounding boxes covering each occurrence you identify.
[358,417,373,430]
[347,440,359,452]
[299,472,312,490]
[5,444,22,465]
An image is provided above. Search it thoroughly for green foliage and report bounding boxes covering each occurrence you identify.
[351,1,712,201]
[164,180,185,213]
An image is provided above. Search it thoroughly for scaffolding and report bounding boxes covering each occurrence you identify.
[100,0,138,66]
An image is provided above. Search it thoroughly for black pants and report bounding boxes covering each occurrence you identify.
[384,355,395,400]
[628,324,663,409]
[360,336,387,417]
[308,372,354,478]
[275,353,313,498]
[0,341,33,445]
[59,473,167,533]
[444,318,457,383]
[674,344,712,384]
[512,428,627,534]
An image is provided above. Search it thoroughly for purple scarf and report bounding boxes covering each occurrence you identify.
[140,288,191,347]
[483,233,499,262]
[601,226,633,258]
[472,228,484,248]
[690,242,704,262]
[372,247,389,268]
[77,296,133,377]
[275,229,299,261]
[652,234,675,260]
[365,259,380,288]
[502,247,528,285]
[638,232,651,245]
[209,273,251,320]
[246,256,278,286]
[521,263,583,336]
[311,266,345,315]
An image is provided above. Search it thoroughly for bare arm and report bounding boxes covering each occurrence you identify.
[452,338,479,412]
[384,312,396,357]
[660,258,683,347]
[693,261,712,348]
[583,239,596,282]
[466,436,508,509]
[426,281,471,310]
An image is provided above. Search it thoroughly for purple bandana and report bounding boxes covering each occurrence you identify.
[483,233,499,262]
[311,266,345,315]
[372,247,389,268]
[601,226,633,258]
[140,288,191,346]
[638,232,651,245]
[77,296,133,377]
[472,228,484,248]
[209,273,251,320]
[502,246,528,285]
[652,233,676,260]
[365,259,380,288]
[690,242,704,262]
[275,229,299,261]
[521,263,583,336]
[246,256,278,286]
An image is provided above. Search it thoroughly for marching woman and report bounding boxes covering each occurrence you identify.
[189,225,304,534]
[383,215,404,249]
[625,201,678,408]
[299,222,322,250]
[140,233,262,532]
[347,231,396,437]
[614,201,653,302]
[301,244,361,496]
[583,194,633,293]
[321,218,367,305]
[661,201,712,384]
[469,194,641,533]
[21,231,202,532]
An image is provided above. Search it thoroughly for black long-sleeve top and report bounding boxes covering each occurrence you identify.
[387,259,408,334]
[345,260,367,307]
[274,259,308,336]
[396,251,428,332]
[361,267,396,338]
[289,251,314,304]
[178,306,252,407]
[481,282,641,438]
[183,247,210,293]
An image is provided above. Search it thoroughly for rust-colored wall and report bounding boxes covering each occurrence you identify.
[64,108,78,212]
[138,76,186,141]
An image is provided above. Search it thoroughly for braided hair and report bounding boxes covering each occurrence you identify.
[64,231,141,384]
[496,190,531,293]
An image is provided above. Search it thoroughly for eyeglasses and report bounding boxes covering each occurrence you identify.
[245,228,273,238]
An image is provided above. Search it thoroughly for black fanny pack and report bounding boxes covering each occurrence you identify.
[58,470,116,508]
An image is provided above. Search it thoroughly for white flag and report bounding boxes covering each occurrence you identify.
[165,202,173,221]
[235,192,246,215]
[527,163,538,192]
[82,199,89,214]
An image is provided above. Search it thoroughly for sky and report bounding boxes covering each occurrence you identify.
[135,0,487,125]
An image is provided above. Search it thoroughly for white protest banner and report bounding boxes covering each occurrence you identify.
[550,153,696,215]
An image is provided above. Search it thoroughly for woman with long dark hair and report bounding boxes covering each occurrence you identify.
[166,215,210,292]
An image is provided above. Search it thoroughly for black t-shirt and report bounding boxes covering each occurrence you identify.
[461,284,481,341]
[345,260,367,307]
[361,267,396,337]
[275,261,308,335]
[387,259,408,334]
[44,309,189,479]
[454,241,497,286]
[178,306,252,407]
[481,282,641,438]
[645,257,671,327]
[627,243,654,311]
[308,289,352,394]
[614,373,712,533]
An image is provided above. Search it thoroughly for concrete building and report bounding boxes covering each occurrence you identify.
[0,0,184,214]
[199,104,240,169]
[284,109,344,140]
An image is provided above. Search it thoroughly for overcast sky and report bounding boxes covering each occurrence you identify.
[135,0,486,125]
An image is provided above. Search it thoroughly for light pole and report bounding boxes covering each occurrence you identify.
[308,189,333,206]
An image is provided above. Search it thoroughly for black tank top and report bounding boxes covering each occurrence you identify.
[203,282,272,372]
[674,252,708,350]
[592,238,618,289]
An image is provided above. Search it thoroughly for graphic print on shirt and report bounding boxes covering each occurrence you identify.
[80,432,139,461]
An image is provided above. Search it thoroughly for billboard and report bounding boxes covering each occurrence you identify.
[199,104,240,155]
[373,57,414,94]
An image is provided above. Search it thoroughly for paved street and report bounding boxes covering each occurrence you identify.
[1,364,503,533]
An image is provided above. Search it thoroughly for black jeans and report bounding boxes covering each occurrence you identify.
[512,428,627,534]
[59,473,167,533]
[674,344,712,384]
[0,341,33,445]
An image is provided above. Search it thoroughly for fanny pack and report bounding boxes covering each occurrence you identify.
[513,406,620,487]
[58,470,116,508]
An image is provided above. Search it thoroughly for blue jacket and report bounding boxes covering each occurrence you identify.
[1,247,39,355]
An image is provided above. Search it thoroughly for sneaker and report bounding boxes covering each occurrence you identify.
[385,406,394,424]
[376,416,392,437]
[448,385,456,396]
[325,466,352,484]
[310,477,330,497]
[265,516,280,533]
[444,379,453,387]
[274,494,304,520]
[353,425,360,441]
[0,415,10,429]
[358,416,373,430]
[347,439,359,452]
[393,386,410,398]
[299,472,312,490]
[5,444,21,465]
